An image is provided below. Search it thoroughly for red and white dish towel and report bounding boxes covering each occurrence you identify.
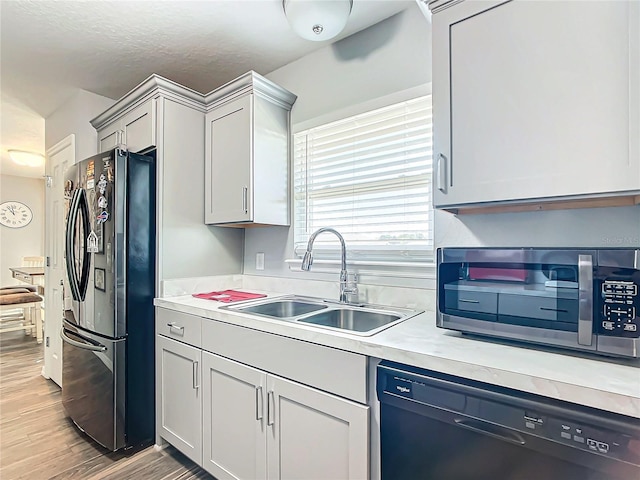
[192,289,267,303]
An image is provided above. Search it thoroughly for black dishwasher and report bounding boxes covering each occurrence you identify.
[377,362,640,480]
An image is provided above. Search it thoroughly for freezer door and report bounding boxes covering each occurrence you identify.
[60,320,126,451]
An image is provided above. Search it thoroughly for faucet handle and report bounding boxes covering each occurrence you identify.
[343,272,358,300]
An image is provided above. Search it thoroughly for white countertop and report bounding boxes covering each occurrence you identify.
[155,292,640,418]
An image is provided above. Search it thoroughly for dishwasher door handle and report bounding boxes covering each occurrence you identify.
[454,418,526,446]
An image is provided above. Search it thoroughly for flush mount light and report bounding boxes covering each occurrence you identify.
[8,149,45,167]
[283,0,353,42]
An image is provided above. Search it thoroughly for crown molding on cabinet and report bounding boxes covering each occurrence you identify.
[204,71,297,112]
[90,74,207,130]
[426,0,466,14]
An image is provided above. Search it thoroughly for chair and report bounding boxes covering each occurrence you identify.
[0,287,43,343]
[21,255,45,324]
[22,256,45,267]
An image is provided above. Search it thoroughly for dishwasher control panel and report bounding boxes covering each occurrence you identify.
[543,416,635,461]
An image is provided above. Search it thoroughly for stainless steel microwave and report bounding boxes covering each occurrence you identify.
[437,248,640,358]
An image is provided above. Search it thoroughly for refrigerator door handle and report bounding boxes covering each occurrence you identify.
[60,327,107,352]
[76,189,92,301]
[65,189,82,301]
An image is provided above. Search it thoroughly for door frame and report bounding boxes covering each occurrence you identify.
[44,134,75,386]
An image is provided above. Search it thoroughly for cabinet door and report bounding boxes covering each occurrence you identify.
[98,121,120,153]
[156,336,202,464]
[202,352,267,480]
[266,375,369,480]
[122,100,156,153]
[432,0,640,207]
[205,94,253,224]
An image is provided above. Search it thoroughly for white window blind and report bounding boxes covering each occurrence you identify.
[293,95,433,263]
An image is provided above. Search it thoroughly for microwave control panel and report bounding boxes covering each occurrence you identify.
[599,279,639,338]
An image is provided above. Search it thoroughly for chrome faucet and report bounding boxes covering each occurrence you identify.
[301,227,357,303]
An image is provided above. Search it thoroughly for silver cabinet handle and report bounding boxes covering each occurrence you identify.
[192,361,199,389]
[167,322,184,335]
[267,390,275,426]
[256,386,263,421]
[578,254,593,346]
[436,153,447,193]
[242,186,248,214]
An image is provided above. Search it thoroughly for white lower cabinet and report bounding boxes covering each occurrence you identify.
[267,374,369,480]
[156,309,370,479]
[156,335,202,465]
[202,352,370,480]
[202,352,267,480]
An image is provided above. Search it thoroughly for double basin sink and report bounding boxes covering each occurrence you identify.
[221,295,421,336]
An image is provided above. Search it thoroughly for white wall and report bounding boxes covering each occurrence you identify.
[244,4,432,283]
[45,89,115,160]
[0,175,45,286]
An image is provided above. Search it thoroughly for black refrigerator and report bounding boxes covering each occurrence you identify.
[61,148,155,451]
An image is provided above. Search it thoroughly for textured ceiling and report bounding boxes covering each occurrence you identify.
[0,0,414,178]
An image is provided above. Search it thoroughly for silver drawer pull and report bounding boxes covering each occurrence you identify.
[167,322,184,335]
[459,299,480,304]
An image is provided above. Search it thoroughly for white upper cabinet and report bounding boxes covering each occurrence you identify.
[205,95,253,225]
[204,71,296,226]
[430,0,640,209]
[98,120,120,153]
[96,98,156,154]
[122,100,156,153]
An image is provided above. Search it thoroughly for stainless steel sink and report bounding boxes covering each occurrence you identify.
[221,295,421,336]
[297,308,402,333]
[233,299,327,318]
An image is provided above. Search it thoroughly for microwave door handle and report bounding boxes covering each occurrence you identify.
[578,254,593,346]
[76,189,92,301]
[65,189,82,301]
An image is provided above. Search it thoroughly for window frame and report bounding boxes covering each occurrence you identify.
[291,85,435,272]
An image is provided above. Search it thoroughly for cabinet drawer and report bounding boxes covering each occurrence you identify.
[499,294,578,323]
[444,288,498,314]
[156,308,202,347]
[202,319,367,403]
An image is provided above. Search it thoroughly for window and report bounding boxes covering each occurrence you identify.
[293,95,433,264]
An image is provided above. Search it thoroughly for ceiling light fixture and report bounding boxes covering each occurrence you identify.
[8,150,45,168]
[283,0,353,42]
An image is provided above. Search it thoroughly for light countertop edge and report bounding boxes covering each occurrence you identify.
[154,294,640,419]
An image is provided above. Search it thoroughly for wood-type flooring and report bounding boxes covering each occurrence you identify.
[0,331,213,480]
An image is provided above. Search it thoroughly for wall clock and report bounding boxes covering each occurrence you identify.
[0,201,33,228]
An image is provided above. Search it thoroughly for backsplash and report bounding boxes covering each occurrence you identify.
[160,274,436,312]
